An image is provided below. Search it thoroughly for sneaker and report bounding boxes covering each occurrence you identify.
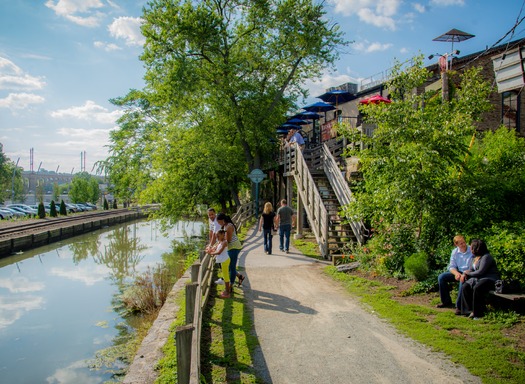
[285,250,289,254]
[215,278,225,285]
[454,309,462,316]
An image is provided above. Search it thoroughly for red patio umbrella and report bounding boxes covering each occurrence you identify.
[359,94,391,105]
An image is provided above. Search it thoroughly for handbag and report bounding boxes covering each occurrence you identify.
[495,279,521,294]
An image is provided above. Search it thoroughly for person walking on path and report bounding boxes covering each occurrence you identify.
[258,202,276,255]
[436,234,472,314]
[274,199,296,253]
[217,213,245,291]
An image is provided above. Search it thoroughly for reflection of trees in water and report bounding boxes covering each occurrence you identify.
[93,223,149,284]
[68,233,101,264]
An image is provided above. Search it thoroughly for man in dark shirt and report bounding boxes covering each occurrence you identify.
[274,199,296,253]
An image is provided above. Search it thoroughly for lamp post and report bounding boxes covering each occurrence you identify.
[11,157,19,203]
[248,169,266,219]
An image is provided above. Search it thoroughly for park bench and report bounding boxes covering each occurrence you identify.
[488,290,525,313]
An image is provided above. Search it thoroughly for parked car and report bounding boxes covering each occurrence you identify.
[1,207,25,218]
[76,203,93,211]
[64,203,79,213]
[7,204,38,216]
[84,202,97,210]
[0,208,14,220]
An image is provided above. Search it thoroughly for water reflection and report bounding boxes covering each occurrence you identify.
[0,219,205,384]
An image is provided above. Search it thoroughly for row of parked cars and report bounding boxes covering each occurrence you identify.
[0,202,98,219]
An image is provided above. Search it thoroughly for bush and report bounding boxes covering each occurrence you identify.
[113,199,118,209]
[103,197,109,210]
[37,202,46,219]
[59,200,67,215]
[404,251,429,281]
[50,200,58,217]
[483,222,525,287]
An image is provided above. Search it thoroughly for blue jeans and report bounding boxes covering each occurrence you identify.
[263,228,273,254]
[279,224,291,251]
[228,248,241,284]
[438,271,463,308]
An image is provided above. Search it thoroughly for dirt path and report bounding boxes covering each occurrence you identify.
[238,227,481,384]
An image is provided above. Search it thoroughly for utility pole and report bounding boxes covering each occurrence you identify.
[11,157,20,203]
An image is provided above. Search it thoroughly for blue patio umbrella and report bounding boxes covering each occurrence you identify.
[276,129,289,135]
[302,101,336,112]
[279,123,301,130]
[294,111,321,120]
[285,117,309,125]
[317,90,354,105]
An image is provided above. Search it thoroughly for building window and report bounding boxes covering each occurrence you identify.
[502,91,520,132]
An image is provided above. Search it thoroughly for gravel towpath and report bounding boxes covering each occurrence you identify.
[237,226,481,384]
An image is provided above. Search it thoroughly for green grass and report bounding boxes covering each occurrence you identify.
[200,281,262,383]
[325,267,525,384]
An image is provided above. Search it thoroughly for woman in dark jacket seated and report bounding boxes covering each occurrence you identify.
[460,239,500,319]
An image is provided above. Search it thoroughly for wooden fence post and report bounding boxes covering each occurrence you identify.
[175,325,194,384]
[190,263,200,283]
[185,283,198,325]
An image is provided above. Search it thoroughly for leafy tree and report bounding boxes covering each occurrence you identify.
[69,172,100,203]
[50,200,58,217]
[341,58,494,273]
[103,0,347,219]
[0,145,25,203]
[59,200,67,216]
[38,202,46,219]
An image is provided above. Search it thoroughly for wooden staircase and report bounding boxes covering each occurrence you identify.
[311,170,358,257]
[280,138,368,260]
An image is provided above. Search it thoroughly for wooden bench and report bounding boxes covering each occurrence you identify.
[489,291,525,301]
[488,291,525,313]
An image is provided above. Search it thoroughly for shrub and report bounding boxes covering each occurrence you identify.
[103,197,109,210]
[37,202,46,219]
[483,221,525,287]
[404,251,429,281]
[113,199,118,209]
[59,200,67,215]
[50,200,58,217]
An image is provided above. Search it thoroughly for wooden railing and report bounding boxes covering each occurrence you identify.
[175,251,214,384]
[232,201,256,231]
[283,146,329,257]
[321,144,368,245]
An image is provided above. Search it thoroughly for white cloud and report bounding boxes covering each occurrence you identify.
[430,0,465,5]
[413,3,426,13]
[46,359,101,384]
[0,276,45,293]
[50,100,123,124]
[0,295,45,329]
[400,47,409,53]
[108,17,145,47]
[330,0,401,30]
[0,93,45,110]
[0,57,46,91]
[354,41,393,53]
[49,265,108,286]
[45,0,105,27]
[94,41,122,52]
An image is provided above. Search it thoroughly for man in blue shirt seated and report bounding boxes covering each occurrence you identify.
[437,235,473,314]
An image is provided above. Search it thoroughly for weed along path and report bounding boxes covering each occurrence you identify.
[238,227,482,384]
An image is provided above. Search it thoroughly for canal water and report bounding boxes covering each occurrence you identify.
[0,219,205,384]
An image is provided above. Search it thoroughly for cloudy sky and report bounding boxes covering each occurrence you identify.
[0,0,522,174]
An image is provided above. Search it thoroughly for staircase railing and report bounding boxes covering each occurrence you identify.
[283,146,329,257]
[321,143,368,245]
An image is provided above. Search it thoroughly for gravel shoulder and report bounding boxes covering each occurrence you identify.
[238,227,481,384]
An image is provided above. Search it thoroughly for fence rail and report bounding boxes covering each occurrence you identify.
[321,143,368,245]
[175,201,256,383]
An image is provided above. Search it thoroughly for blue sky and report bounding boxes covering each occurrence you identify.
[0,0,523,174]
